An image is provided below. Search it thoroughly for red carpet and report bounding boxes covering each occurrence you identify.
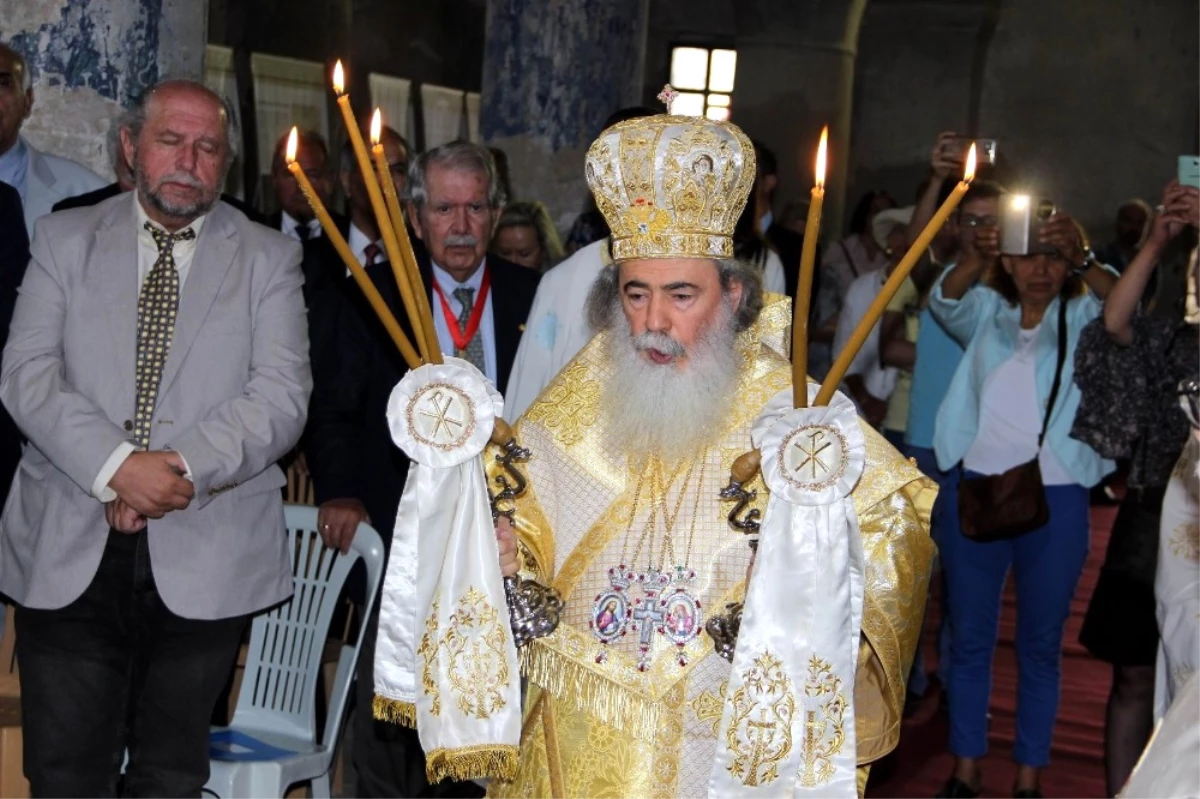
[866,504,1116,799]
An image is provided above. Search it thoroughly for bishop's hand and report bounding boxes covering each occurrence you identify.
[497,516,519,577]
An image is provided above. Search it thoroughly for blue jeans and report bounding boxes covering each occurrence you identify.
[905,445,957,696]
[942,476,1090,766]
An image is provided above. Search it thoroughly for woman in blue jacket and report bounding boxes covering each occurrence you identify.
[929,208,1116,798]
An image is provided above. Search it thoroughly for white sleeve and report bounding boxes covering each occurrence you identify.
[763,250,787,295]
[504,287,559,420]
[92,441,136,502]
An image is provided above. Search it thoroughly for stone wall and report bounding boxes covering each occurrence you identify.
[849,0,1199,240]
[3,0,208,179]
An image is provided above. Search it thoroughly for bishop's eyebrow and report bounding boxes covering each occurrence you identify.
[622,279,651,291]
[663,281,701,291]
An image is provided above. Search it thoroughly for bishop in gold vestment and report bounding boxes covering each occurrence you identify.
[486,110,935,798]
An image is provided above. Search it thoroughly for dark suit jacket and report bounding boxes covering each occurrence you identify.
[53,183,267,226]
[307,253,540,541]
[0,181,30,507]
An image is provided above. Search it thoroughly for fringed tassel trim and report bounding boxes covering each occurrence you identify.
[373,695,417,728]
[426,744,519,783]
[519,642,661,741]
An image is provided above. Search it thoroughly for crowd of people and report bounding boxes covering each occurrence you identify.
[0,37,1197,799]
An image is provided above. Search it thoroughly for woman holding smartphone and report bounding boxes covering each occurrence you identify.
[929,210,1116,799]
[1073,180,1199,796]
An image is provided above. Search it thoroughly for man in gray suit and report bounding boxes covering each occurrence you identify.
[0,43,107,235]
[0,79,310,796]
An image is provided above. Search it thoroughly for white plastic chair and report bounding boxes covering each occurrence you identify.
[204,504,385,798]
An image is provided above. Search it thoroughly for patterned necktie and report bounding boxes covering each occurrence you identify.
[134,222,195,449]
[452,286,486,371]
[364,242,382,266]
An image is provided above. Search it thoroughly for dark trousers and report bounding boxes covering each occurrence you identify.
[355,606,484,798]
[15,530,246,798]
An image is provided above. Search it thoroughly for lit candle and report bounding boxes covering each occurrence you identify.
[332,62,434,364]
[286,127,421,370]
[815,144,977,407]
[370,108,443,365]
[370,109,433,362]
[793,126,827,408]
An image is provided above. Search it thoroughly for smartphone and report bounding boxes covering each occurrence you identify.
[947,136,998,167]
[1000,195,1056,256]
[1179,155,1200,189]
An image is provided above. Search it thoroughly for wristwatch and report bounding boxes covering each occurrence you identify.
[1073,249,1097,275]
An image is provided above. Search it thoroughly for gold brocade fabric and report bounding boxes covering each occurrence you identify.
[487,301,935,799]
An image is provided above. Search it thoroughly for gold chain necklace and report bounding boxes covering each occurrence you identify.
[591,452,709,670]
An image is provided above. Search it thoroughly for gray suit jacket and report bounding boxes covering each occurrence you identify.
[0,192,311,619]
[21,137,107,237]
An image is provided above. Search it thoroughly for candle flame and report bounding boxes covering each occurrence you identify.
[285,126,298,164]
[1011,194,1030,211]
[332,60,345,95]
[815,126,828,188]
[370,108,382,145]
[964,142,977,181]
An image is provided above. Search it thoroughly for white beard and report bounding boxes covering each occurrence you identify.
[602,303,740,465]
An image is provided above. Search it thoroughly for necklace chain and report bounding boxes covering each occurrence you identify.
[620,455,705,572]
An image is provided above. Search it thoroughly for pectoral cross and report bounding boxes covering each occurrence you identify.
[631,569,668,671]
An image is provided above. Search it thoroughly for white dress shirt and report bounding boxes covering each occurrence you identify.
[347,222,382,275]
[430,260,498,385]
[91,196,207,502]
[280,210,321,242]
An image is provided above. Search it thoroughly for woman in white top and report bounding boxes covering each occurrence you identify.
[809,190,895,378]
[929,210,1117,799]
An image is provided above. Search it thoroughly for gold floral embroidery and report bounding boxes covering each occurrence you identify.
[1169,522,1200,562]
[418,598,442,716]
[725,651,795,786]
[800,655,848,787]
[520,359,600,448]
[691,682,729,736]
[423,588,511,720]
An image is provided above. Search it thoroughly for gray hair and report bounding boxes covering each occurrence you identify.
[586,257,765,334]
[123,79,241,170]
[405,140,505,211]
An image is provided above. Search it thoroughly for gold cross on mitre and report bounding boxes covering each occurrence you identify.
[657,84,679,114]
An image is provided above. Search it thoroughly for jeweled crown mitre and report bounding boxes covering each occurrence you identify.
[585,99,756,262]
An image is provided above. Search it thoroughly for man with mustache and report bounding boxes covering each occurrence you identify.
[0,79,310,794]
[469,109,935,798]
[306,140,539,797]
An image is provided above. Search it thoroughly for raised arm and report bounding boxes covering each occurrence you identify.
[1104,181,1199,346]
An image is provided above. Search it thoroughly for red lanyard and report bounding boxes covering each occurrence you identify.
[431,268,491,353]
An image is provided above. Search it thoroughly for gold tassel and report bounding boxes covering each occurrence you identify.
[519,643,662,741]
[373,695,417,728]
[426,744,519,783]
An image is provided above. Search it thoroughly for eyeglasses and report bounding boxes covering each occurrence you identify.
[960,214,999,229]
[1178,377,1199,430]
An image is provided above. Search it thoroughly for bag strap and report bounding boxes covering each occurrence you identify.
[1037,297,1069,449]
